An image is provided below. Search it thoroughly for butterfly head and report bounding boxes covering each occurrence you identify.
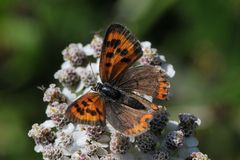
[91,82,103,92]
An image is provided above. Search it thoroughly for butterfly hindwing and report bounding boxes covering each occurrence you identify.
[66,92,105,126]
[105,100,153,136]
[100,24,143,83]
[125,92,159,111]
[116,65,170,100]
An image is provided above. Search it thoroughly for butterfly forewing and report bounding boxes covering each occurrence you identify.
[116,65,170,100]
[100,24,143,83]
[66,92,105,126]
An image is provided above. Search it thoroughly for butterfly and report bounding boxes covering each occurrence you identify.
[66,24,170,136]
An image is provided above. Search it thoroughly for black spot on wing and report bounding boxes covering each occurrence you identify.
[86,108,97,116]
[105,63,112,67]
[76,107,85,115]
[106,52,114,58]
[88,98,93,102]
[116,48,121,53]
[74,103,79,108]
[120,58,131,64]
[111,39,121,49]
[120,49,128,56]
[81,101,89,107]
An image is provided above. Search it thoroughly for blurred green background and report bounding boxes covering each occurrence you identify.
[0,0,240,159]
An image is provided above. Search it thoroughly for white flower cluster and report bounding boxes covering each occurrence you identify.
[28,35,209,160]
[140,41,175,78]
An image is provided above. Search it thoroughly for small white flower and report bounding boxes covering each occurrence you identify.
[80,141,108,158]
[62,88,77,102]
[28,122,56,153]
[141,41,156,55]
[73,127,88,148]
[41,120,56,128]
[62,43,87,67]
[71,151,91,160]
[159,55,166,62]
[46,102,67,118]
[42,144,63,160]
[76,64,98,88]
[61,61,72,69]
[90,34,103,57]
[189,152,209,160]
[55,130,74,147]
[54,67,80,88]
[62,123,75,134]
[83,44,96,56]
[161,64,175,78]
[43,84,66,103]
[83,44,95,56]
[34,144,44,153]
[196,118,201,126]
[140,41,158,65]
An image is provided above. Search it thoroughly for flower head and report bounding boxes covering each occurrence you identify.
[178,113,201,137]
[71,151,91,160]
[110,132,131,154]
[165,130,184,150]
[153,150,170,160]
[187,152,209,160]
[90,34,103,57]
[140,41,157,65]
[100,154,117,160]
[43,84,66,103]
[150,107,169,133]
[84,125,105,141]
[54,67,80,89]
[28,123,56,146]
[42,144,63,160]
[28,27,209,160]
[62,43,87,67]
[135,131,156,153]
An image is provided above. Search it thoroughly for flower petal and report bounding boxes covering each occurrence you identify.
[41,120,56,128]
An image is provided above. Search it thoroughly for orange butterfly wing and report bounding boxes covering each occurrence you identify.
[99,24,143,83]
[105,101,154,136]
[65,92,105,126]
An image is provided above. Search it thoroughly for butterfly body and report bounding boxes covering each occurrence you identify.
[94,82,122,101]
[94,82,146,110]
[66,24,170,136]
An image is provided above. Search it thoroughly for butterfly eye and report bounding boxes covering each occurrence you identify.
[91,85,97,91]
[91,83,102,91]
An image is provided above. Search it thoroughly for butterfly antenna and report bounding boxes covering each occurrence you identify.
[89,61,97,81]
[86,56,98,88]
